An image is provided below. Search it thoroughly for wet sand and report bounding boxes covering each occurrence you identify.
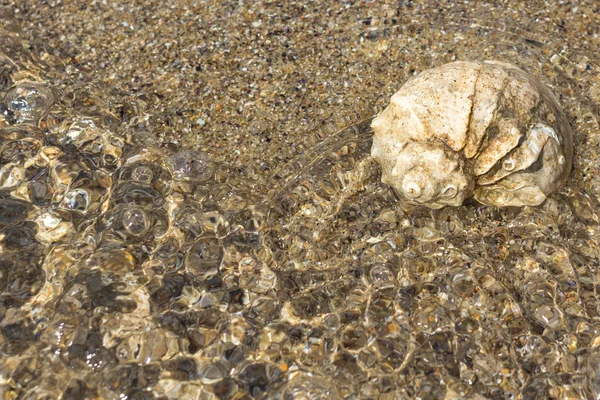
[1,1,600,399]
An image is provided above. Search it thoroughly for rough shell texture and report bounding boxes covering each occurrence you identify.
[371,60,573,208]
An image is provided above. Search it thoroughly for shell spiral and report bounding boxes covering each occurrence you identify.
[370,60,573,208]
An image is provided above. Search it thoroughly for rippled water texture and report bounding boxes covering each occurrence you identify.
[1,1,600,399]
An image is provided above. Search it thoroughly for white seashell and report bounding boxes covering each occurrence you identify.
[371,60,573,208]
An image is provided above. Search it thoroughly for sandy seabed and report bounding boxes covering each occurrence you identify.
[1,1,600,399]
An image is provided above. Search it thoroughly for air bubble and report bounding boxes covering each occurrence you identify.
[167,150,216,182]
[122,207,150,236]
[131,165,154,183]
[62,188,90,212]
[279,375,340,400]
[4,81,54,124]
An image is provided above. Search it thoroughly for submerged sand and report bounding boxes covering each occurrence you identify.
[1,1,600,399]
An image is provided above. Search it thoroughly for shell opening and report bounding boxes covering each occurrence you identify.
[442,185,457,198]
[502,159,515,171]
[402,180,422,199]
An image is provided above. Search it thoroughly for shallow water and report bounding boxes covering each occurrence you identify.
[1,1,600,399]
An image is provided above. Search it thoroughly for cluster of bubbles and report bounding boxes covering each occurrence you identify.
[2,25,600,400]
[0,32,327,399]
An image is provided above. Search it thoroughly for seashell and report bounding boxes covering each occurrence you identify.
[371,61,573,208]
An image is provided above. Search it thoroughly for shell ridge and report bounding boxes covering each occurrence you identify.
[464,63,508,160]
[473,118,522,176]
[476,124,552,186]
[473,83,560,186]
[461,61,483,157]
